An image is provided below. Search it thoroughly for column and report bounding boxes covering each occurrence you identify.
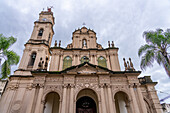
[94,55,97,65]
[59,100,62,113]
[107,85,115,113]
[61,84,67,113]
[129,87,140,113]
[1,89,15,113]
[18,49,29,69]
[69,85,74,113]
[100,84,107,113]
[72,55,75,66]
[136,86,147,113]
[34,84,44,113]
[106,55,111,70]
[78,55,80,64]
[108,55,112,70]
[110,55,115,70]
[49,54,55,71]
[55,55,60,71]
[26,87,36,113]
[39,100,45,113]
[115,54,121,70]
[98,101,102,113]
[59,55,63,71]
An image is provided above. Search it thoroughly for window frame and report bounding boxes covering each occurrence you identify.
[63,56,72,70]
[81,56,89,63]
[98,56,107,68]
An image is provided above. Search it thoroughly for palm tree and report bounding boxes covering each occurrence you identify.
[138,29,170,77]
[0,34,20,79]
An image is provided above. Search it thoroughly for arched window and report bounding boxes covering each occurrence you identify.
[81,56,89,63]
[63,56,72,70]
[28,52,37,67]
[98,56,107,68]
[38,28,44,36]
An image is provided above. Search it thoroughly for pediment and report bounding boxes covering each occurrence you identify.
[63,62,109,74]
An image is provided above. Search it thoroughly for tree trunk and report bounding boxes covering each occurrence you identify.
[163,54,170,77]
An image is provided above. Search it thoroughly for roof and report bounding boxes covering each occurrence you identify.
[31,62,141,75]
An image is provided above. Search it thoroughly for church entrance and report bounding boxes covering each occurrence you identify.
[76,96,97,113]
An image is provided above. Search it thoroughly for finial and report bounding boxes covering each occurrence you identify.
[111,41,114,47]
[47,6,53,12]
[123,58,127,71]
[59,40,61,47]
[55,40,57,47]
[43,8,45,11]
[127,61,130,70]
[129,58,135,71]
[108,41,110,48]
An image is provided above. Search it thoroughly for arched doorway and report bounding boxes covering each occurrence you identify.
[43,92,60,113]
[114,91,132,113]
[76,96,97,113]
[76,89,99,113]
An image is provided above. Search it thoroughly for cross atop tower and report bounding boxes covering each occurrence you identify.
[82,22,86,26]
[47,6,53,12]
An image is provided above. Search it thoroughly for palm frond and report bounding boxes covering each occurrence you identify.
[155,52,164,65]
[1,60,10,79]
[4,50,20,65]
[138,44,155,57]
[0,34,17,51]
[140,50,155,70]
[8,36,17,48]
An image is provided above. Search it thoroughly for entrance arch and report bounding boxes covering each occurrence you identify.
[76,89,99,113]
[76,96,97,113]
[43,92,60,113]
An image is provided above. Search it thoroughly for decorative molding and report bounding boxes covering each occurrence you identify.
[76,77,98,83]
[44,85,62,92]
[7,84,19,90]
[46,77,63,83]
[64,76,75,84]
[99,75,110,84]
[11,100,21,113]
[111,77,127,82]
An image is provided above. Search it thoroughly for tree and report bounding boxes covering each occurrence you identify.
[0,34,20,79]
[138,29,170,77]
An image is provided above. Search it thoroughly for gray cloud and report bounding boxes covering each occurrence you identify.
[0,0,170,103]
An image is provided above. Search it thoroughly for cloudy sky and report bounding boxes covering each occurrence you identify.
[0,0,170,103]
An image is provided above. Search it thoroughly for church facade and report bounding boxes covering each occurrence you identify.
[0,9,163,113]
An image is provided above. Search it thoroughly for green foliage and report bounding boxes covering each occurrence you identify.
[138,29,170,76]
[1,61,10,79]
[0,34,20,79]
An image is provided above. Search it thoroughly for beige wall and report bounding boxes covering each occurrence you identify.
[0,72,163,113]
[49,48,120,71]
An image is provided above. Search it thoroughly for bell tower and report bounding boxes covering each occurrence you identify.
[14,8,55,75]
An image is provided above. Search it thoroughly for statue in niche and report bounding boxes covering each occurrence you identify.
[83,39,87,47]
